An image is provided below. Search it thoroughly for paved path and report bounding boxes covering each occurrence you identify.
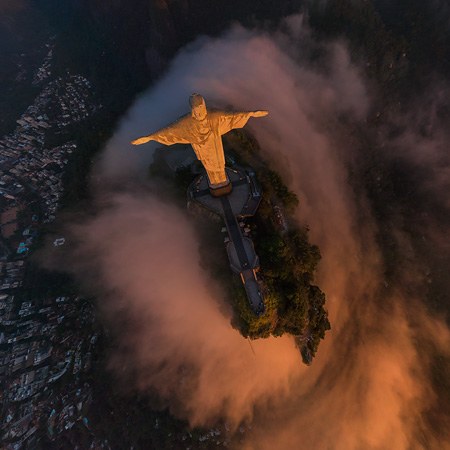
[220,196,250,270]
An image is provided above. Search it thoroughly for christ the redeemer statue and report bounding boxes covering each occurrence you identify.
[131,93,268,196]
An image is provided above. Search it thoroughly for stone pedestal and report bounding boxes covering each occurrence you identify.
[209,182,232,197]
[208,175,232,197]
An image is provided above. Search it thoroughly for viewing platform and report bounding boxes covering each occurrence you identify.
[188,167,261,218]
[188,167,265,315]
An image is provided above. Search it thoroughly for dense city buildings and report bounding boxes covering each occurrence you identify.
[0,45,100,448]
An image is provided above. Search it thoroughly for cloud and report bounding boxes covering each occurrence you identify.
[63,18,450,449]
[68,192,304,427]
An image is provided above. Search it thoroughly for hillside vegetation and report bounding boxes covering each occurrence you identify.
[224,131,330,364]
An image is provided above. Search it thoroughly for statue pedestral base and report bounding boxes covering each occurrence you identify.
[208,176,232,197]
[209,182,232,197]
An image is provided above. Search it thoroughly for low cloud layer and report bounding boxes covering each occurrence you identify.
[69,192,303,426]
[63,17,450,449]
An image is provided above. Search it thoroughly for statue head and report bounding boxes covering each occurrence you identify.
[189,93,207,121]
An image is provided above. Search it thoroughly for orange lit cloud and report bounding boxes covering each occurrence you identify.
[61,18,450,450]
[68,193,304,427]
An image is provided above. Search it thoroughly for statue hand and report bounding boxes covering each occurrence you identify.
[252,110,269,117]
[131,136,152,145]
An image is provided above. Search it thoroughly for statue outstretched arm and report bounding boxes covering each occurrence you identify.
[131,135,154,145]
[250,110,269,118]
[131,116,192,146]
[218,110,269,135]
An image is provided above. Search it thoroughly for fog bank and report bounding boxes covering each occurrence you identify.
[64,18,450,449]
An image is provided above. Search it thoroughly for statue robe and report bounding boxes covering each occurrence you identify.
[147,110,254,186]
